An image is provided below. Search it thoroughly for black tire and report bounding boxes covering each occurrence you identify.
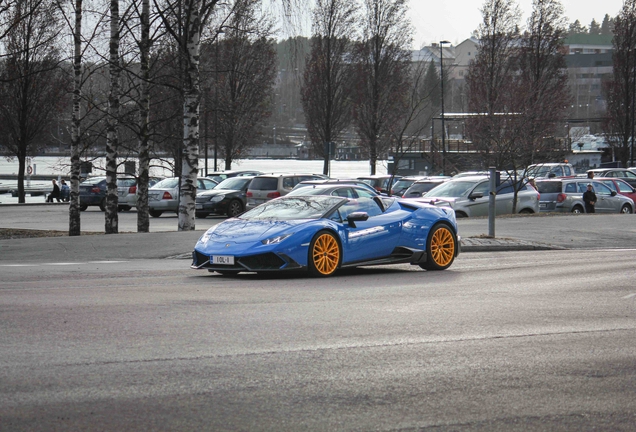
[420,223,457,271]
[226,200,243,218]
[196,212,209,219]
[118,205,131,212]
[519,209,533,214]
[455,211,468,218]
[79,204,88,211]
[308,230,341,277]
[99,199,106,212]
[621,204,632,214]
[149,210,163,218]
[572,205,584,214]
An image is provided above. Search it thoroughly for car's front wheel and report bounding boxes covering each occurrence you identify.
[621,204,633,214]
[420,223,456,271]
[196,212,209,218]
[308,230,341,277]
[149,210,163,217]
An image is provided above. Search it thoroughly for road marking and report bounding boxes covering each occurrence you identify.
[623,293,636,299]
[0,261,126,267]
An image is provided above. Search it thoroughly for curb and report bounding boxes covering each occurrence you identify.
[460,237,566,252]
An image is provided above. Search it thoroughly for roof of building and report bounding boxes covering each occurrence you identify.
[565,34,613,46]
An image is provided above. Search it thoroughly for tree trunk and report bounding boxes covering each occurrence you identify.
[69,0,82,236]
[105,0,120,234]
[178,0,202,232]
[137,0,150,233]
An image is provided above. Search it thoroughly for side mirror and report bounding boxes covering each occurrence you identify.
[347,211,369,228]
[469,192,484,200]
[611,191,617,196]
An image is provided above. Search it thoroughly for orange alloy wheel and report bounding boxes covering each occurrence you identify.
[309,231,340,276]
[422,225,456,270]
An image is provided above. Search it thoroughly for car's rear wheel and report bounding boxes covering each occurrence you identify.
[226,200,243,218]
[149,210,163,217]
[196,212,209,218]
[308,230,341,277]
[621,204,632,214]
[79,204,88,211]
[118,205,131,212]
[420,224,456,271]
[99,199,106,212]
[572,205,584,214]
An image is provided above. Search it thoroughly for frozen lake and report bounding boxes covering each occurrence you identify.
[0,156,387,204]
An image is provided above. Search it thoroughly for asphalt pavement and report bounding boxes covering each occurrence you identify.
[1,203,635,262]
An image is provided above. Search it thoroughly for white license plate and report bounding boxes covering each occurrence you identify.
[540,203,547,208]
[195,204,203,209]
[212,255,234,265]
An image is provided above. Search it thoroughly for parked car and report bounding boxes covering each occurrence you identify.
[79,176,107,211]
[390,176,428,196]
[287,183,380,199]
[206,170,263,184]
[148,177,218,217]
[291,178,380,195]
[535,178,634,214]
[191,195,460,277]
[245,173,325,210]
[402,178,450,198]
[357,175,403,194]
[596,177,636,204]
[116,176,164,211]
[525,162,576,179]
[587,168,636,188]
[417,176,539,217]
[195,176,254,218]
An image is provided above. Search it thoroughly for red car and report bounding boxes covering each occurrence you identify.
[596,177,636,203]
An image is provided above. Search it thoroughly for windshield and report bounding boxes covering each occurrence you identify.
[426,180,478,197]
[526,166,551,178]
[241,196,343,220]
[216,177,250,190]
[152,178,179,189]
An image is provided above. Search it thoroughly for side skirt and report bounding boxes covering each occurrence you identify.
[340,247,427,268]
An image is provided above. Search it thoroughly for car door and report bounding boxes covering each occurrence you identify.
[591,181,617,212]
[337,198,401,262]
[461,180,490,217]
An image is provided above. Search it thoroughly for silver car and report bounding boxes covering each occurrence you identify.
[536,179,634,214]
[415,175,539,218]
[148,177,218,217]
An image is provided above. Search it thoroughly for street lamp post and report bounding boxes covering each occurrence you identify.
[214,30,224,172]
[439,40,450,176]
[629,48,636,167]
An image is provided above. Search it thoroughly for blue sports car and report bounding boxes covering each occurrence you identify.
[191,195,460,277]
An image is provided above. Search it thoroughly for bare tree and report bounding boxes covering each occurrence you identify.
[206,0,277,170]
[603,0,636,168]
[300,0,357,175]
[465,0,521,169]
[0,0,68,203]
[351,0,412,175]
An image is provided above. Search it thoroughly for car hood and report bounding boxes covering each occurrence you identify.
[197,189,239,197]
[202,218,314,244]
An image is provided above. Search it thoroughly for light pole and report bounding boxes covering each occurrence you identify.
[629,48,636,167]
[214,30,224,172]
[439,40,450,175]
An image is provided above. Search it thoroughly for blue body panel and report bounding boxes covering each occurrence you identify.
[193,198,458,272]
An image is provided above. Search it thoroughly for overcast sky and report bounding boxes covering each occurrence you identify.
[408,0,624,49]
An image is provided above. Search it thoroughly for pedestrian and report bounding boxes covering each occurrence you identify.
[587,171,594,180]
[582,183,596,213]
[60,179,70,202]
[47,179,61,203]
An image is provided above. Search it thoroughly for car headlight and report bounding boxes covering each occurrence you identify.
[261,233,292,245]
[209,194,225,203]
